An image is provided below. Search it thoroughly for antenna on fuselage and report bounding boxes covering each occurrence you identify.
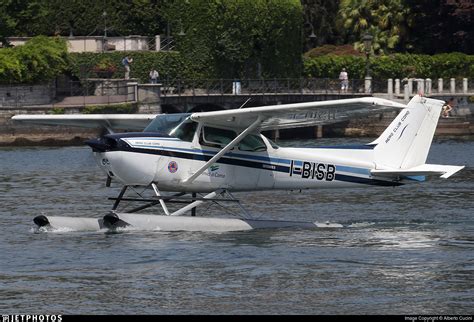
[238,97,252,109]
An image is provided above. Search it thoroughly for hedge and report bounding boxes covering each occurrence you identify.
[163,0,303,79]
[3,38,473,85]
[68,51,192,83]
[304,53,474,80]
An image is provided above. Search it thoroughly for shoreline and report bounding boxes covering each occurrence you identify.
[2,104,473,147]
[1,117,472,147]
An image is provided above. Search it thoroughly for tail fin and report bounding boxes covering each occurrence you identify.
[373,95,444,169]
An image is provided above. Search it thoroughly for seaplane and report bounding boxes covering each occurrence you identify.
[13,95,464,232]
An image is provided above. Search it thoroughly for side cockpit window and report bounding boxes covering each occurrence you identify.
[169,119,198,142]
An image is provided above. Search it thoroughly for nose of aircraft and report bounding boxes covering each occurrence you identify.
[85,133,157,186]
[85,135,120,152]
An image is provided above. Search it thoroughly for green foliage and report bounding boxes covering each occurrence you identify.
[0,48,23,81]
[338,0,412,54]
[2,0,473,57]
[301,0,342,51]
[68,51,191,82]
[50,107,65,114]
[92,58,118,78]
[82,102,137,114]
[0,36,69,84]
[0,0,17,43]
[304,45,362,57]
[303,53,474,79]
[405,0,473,54]
[0,0,165,38]
[303,55,366,79]
[163,0,303,78]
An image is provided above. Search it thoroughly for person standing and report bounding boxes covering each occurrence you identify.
[149,69,159,84]
[339,68,349,93]
[122,56,133,80]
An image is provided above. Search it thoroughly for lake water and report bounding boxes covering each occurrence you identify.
[0,138,473,315]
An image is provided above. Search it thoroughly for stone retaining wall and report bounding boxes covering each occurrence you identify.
[0,84,55,107]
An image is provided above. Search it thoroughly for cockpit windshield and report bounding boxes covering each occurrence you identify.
[144,113,191,135]
[169,118,197,142]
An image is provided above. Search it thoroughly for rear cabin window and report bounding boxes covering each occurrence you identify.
[238,134,267,152]
[201,126,236,148]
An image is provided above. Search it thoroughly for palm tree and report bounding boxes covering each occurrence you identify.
[338,0,412,54]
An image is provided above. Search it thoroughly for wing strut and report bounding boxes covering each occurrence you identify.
[182,116,263,184]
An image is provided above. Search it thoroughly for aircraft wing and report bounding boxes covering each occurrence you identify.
[11,114,157,131]
[190,97,406,131]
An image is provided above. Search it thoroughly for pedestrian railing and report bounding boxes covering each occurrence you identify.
[159,78,369,97]
[1,77,472,108]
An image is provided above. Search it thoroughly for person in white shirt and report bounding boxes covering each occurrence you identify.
[339,68,349,93]
[149,69,159,84]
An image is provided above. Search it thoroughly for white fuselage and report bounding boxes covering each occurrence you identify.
[93,134,398,193]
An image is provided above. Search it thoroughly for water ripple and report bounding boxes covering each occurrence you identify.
[0,140,473,314]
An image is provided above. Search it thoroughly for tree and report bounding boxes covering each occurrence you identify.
[108,0,165,37]
[301,0,342,51]
[405,0,474,54]
[0,0,17,44]
[163,0,303,78]
[0,0,166,38]
[338,0,412,54]
[0,36,69,84]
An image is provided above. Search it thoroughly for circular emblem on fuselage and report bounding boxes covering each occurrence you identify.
[168,161,178,173]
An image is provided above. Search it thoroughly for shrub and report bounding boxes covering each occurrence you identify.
[82,102,137,114]
[303,52,474,79]
[92,58,118,78]
[304,45,363,58]
[50,107,65,114]
[0,36,69,84]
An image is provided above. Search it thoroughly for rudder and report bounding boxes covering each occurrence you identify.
[373,95,444,169]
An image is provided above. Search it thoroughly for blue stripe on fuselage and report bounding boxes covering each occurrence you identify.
[109,141,400,187]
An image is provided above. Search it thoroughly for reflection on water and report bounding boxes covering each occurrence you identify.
[0,138,473,314]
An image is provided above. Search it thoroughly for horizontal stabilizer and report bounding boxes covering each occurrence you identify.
[371,164,465,179]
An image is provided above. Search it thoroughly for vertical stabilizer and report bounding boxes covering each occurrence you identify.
[373,95,444,169]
